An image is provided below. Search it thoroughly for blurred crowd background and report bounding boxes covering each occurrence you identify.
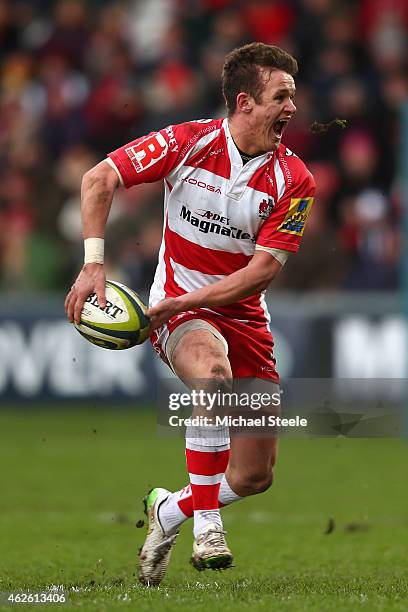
[0,0,406,294]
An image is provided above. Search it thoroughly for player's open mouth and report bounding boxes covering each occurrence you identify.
[273,119,289,138]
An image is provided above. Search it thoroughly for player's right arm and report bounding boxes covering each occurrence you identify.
[65,120,215,324]
[64,160,120,324]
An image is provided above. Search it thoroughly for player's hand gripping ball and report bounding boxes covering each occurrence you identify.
[74,280,150,349]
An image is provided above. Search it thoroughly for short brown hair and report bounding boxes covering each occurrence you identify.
[222,42,298,116]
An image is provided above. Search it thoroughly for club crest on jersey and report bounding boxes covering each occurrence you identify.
[278,197,314,236]
[259,198,274,220]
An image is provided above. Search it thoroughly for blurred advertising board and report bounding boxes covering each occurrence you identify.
[0,292,402,403]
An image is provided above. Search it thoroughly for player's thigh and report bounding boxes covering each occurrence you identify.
[170,325,232,382]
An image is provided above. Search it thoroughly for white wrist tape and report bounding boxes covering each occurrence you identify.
[84,238,104,264]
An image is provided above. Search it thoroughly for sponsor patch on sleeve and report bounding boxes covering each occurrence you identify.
[277,197,314,236]
[125,133,168,173]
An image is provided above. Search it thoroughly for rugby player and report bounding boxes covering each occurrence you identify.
[65,43,315,585]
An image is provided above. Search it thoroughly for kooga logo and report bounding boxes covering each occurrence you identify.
[181,177,221,194]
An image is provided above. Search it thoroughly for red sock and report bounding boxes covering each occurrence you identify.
[185,447,230,512]
[177,482,227,517]
[177,485,194,516]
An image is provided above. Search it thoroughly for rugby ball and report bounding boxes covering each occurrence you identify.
[74,280,150,350]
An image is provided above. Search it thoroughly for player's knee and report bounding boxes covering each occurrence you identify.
[196,359,230,397]
[235,468,274,495]
[208,360,230,382]
[248,469,273,494]
[198,345,230,383]
[173,332,231,382]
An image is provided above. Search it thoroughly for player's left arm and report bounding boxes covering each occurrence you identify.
[147,250,283,330]
[148,160,315,331]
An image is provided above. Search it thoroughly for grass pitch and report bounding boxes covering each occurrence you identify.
[0,408,406,610]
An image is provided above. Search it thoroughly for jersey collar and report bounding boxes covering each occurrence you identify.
[222,118,272,169]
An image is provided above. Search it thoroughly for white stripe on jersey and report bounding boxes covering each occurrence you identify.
[274,155,286,200]
[255,245,289,265]
[167,166,261,256]
[104,157,124,186]
[148,184,171,308]
[171,258,225,293]
[259,291,271,331]
[167,128,221,183]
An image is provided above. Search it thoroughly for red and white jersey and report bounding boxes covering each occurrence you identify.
[108,117,315,323]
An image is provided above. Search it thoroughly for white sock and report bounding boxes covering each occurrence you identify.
[219,475,243,506]
[193,509,223,538]
[185,424,230,449]
[158,475,243,535]
[158,486,191,535]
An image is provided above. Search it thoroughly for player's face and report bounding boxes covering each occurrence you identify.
[251,69,296,152]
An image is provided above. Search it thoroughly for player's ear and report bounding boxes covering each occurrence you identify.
[236,92,253,113]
